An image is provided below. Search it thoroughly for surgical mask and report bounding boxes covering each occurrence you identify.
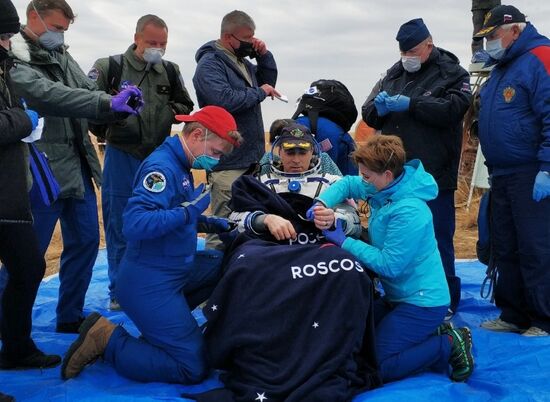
[231,35,258,59]
[401,55,421,73]
[143,47,165,64]
[183,129,221,171]
[32,2,64,50]
[486,38,506,60]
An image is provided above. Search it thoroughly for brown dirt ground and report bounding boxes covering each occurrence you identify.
[43,138,482,277]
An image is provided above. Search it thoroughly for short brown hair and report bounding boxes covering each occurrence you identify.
[136,14,168,34]
[352,134,406,177]
[221,10,255,36]
[27,0,75,22]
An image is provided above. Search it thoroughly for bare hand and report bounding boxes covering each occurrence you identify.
[260,84,281,100]
[264,214,297,241]
[251,38,268,56]
[312,205,335,230]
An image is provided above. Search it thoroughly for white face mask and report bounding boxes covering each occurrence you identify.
[143,47,165,64]
[486,38,506,60]
[401,55,421,73]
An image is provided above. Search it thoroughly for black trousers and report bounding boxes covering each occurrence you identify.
[0,223,45,359]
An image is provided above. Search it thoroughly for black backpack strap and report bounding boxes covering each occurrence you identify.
[162,60,179,102]
[107,54,124,94]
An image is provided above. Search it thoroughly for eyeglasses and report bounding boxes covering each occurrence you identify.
[0,33,15,41]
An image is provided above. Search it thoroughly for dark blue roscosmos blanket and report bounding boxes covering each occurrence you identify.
[196,175,381,401]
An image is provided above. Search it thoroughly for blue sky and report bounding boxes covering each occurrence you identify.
[14,0,550,130]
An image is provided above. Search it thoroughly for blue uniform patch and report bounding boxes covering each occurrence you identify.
[143,172,166,193]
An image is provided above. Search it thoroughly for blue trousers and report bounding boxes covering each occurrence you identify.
[104,249,223,383]
[0,169,98,325]
[491,170,550,332]
[101,145,141,299]
[374,300,450,383]
[427,189,461,312]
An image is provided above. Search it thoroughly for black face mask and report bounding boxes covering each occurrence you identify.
[231,35,258,59]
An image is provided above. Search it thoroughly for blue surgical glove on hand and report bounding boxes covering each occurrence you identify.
[322,219,347,247]
[25,109,39,130]
[385,94,410,112]
[111,86,143,115]
[374,91,390,116]
[198,215,231,233]
[533,171,550,202]
[181,184,211,223]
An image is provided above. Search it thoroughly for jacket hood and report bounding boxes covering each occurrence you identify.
[498,23,550,65]
[371,159,438,207]
[195,40,219,63]
[9,33,30,62]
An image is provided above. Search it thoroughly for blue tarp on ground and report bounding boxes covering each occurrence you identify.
[2,248,550,401]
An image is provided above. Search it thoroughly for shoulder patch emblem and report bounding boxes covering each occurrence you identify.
[503,86,515,103]
[143,172,167,193]
[87,68,99,81]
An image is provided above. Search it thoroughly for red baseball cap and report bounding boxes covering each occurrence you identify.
[176,106,239,147]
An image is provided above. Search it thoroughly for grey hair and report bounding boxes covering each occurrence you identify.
[136,14,168,34]
[499,22,527,32]
[220,10,255,35]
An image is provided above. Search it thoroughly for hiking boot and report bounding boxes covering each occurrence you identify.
[109,298,121,311]
[0,391,15,402]
[448,327,474,382]
[480,318,522,333]
[61,312,117,380]
[435,321,454,336]
[521,327,549,337]
[0,350,61,370]
[56,316,85,334]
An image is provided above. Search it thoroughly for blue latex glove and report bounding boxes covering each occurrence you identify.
[198,215,231,232]
[181,183,211,223]
[374,91,390,116]
[322,219,347,247]
[25,109,39,130]
[111,86,143,115]
[533,171,550,202]
[385,94,410,112]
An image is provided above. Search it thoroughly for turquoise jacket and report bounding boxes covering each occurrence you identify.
[317,159,450,307]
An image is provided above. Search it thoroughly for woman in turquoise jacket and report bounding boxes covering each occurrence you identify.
[309,135,474,383]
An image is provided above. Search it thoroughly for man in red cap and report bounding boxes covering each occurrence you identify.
[62,106,242,383]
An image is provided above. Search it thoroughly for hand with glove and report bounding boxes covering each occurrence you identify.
[306,202,335,230]
[374,91,390,116]
[181,184,210,224]
[197,215,232,233]
[25,109,39,130]
[322,219,347,247]
[385,94,410,112]
[110,86,143,115]
[533,171,550,202]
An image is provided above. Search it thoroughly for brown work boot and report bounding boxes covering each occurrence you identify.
[61,312,117,380]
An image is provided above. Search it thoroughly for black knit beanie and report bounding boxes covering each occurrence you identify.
[0,0,21,35]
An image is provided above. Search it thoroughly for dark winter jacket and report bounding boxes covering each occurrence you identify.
[193,41,277,171]
[478,23,550,175]
[362,47,471,191]
[0,52,33,223]
[10,31,116,199]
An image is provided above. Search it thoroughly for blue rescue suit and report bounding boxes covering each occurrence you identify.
[103,135,222,383]
[478,23,550,332]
